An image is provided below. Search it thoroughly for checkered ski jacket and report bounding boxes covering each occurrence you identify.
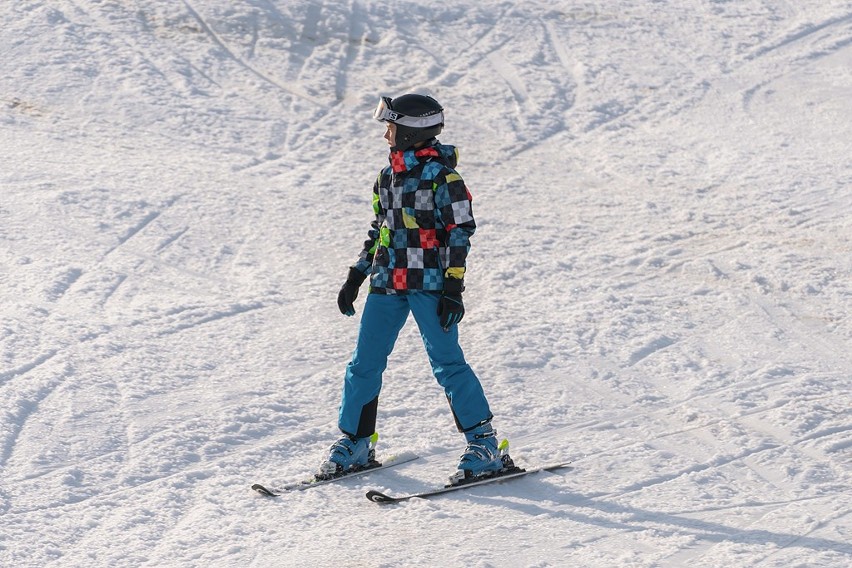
[352,141,475,294]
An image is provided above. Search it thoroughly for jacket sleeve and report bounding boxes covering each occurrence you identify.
[434,169,476,282]
[352,171,386,275]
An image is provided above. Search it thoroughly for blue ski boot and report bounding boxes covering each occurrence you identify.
[318,432,377,479]
[450,422,509,485]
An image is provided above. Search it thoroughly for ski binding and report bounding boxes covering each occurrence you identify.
[252,449,418,497]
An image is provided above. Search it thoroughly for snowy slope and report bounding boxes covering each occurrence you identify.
[1,1,850,566]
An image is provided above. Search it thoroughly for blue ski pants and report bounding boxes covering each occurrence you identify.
[338,292,493,438]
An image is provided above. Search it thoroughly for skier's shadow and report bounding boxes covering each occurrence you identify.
[476,485,850,556]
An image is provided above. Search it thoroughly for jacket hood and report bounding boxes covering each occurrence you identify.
[389,140,458,173]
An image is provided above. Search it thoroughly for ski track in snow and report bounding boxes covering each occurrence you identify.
[1,0,851,567]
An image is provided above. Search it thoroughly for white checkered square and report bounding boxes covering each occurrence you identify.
[451,200,473,224]
[415,189,433,210]
[385,211,401,230]
[440,248,451,270]
[406,247,425,269]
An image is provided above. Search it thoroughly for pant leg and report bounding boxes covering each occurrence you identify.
[338,293,410,438]
[407,292,493,432]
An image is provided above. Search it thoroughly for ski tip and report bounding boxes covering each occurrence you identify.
[366,490,396,504]
[251,483,280,497]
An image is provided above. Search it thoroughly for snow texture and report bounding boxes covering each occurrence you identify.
[1,1,850,566]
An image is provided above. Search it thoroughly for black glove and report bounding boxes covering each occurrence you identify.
[337,267,367,316]
[437,278,465,331]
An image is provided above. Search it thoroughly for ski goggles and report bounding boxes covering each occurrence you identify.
[372,96,444,128]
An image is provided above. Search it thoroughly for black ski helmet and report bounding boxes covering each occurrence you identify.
[373,94,444,151]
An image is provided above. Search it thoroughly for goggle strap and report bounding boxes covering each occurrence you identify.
[373,97,443,128]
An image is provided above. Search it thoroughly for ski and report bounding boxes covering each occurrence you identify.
[251,451,419,497]
[365,462,572,504]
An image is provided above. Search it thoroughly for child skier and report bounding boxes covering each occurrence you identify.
[321,93,507,484]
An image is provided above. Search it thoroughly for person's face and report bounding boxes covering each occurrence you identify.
[384,123,396,147]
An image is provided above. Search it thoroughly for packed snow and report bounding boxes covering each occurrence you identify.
[1,1,851,566]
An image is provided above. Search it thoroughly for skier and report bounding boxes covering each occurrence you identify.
[321,93,507,484]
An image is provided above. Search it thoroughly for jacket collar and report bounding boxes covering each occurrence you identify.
[389,144,440,173]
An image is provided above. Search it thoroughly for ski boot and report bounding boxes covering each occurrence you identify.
[449,422,515,486]
[318,432,378,479]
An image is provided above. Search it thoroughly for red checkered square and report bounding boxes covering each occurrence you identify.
[390,151,406,173]
[419,229,439,249]
[415,147,439,159]
[392,268,408,290]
